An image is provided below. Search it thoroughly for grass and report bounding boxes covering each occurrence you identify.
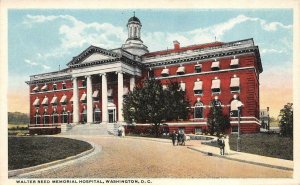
[229,133,293,160]
[8,123,28,130]
[8,136,93,170]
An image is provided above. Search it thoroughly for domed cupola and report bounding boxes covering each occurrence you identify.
[122,13,148,56]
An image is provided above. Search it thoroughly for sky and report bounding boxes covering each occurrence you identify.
[7,9,293,118]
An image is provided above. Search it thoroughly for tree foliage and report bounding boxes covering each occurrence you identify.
[123,79,190,136]
[163,82,190,121]
[207,100,230,136]
[279,103,293,138]
[8,112,30,124]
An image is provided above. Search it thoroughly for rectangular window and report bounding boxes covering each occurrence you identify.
[193,81,203,95]
[93,90,100,101]
[82,80,86,87]
[211,79,221,94]
[230,77,240,92]
[232,126,238,133]
[161,68,169,77]
[211,61,220,71]
[179,82,185,91]
[230,58,239,68]
[176,66,185,75]
[194,64,202,73]
[62,83,66,89]
[53,84,57,90]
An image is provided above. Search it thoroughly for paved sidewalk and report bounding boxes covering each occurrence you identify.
[187,143,293,171]
[126,136,293,171]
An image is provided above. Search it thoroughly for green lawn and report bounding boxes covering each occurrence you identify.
[229,133,293,160]
[8,137,93,170]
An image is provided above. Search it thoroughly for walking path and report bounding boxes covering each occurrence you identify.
[12,135,292,178]
[126,136,293,171]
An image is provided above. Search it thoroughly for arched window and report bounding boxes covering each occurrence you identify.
[34,112,41,124]
[43,111,49,124]
[194,102,204,119]
[61,110,68,123]
[52,111,58,124]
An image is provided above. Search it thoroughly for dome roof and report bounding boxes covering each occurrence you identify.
[128,16,141,23]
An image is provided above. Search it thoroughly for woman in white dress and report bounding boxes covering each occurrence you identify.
[224,135,230,155]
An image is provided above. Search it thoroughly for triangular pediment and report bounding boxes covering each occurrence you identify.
[67,45,120,66]
[81,52,114,64]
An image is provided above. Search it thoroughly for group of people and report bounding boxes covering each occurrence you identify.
[217,135,230,155]
[171,130,187,146]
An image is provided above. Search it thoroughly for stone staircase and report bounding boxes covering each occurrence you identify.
[60,123,111,136]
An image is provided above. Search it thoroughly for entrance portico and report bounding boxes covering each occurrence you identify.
[70,48,142,125]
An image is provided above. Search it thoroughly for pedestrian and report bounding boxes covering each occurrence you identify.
[171,130,177,146]
[218,136,225,155]
[177,131,181,145]
[224,135,230,155]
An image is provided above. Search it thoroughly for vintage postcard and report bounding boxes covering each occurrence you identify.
[0,0,299,185]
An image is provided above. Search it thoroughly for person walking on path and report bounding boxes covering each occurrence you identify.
[224,135,230,155]
[171,131,177,146]
[218,136,225,155]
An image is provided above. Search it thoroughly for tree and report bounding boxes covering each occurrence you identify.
[123,79,190,137]
[279,103,293,138]
[207,99,230,136]
[164,82,190,121]
[8,112,30,124]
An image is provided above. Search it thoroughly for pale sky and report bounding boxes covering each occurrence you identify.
[7,9,293,118]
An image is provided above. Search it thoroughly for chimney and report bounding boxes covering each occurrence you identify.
[173,40,180,50]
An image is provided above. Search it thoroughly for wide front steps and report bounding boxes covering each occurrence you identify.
[60,123,111,136]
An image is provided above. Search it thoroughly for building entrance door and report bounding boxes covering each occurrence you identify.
[108,109,116,123]
[107,102,116,123]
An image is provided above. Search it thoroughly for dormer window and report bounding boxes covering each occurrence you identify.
[211,61,220,71]
[194,64,202,73]
[230,58,239,68]
[161,68,169,77]
[176,66,185,75]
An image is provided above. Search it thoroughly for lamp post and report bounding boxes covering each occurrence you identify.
[236,101,243,152]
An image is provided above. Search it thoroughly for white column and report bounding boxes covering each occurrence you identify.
[72,77,79,123]
[130,76,135,91]
[101,73,108,123]
[118,72,124,122]
[86,75,93,123]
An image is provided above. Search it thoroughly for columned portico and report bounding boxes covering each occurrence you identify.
[72,77,80,123]
[101,73,108,123]
[86,75,93,123]
[117,71,124,122]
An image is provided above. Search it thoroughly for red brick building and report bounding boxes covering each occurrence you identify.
[26,15,262,135]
